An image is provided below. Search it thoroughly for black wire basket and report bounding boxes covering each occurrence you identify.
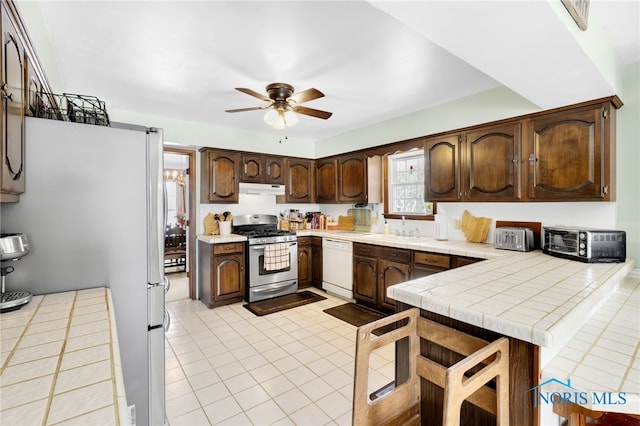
[34,92,110,126]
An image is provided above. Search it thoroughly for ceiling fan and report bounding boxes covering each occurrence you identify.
[225,83,332,129]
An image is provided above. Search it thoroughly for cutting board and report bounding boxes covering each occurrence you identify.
[461,210,492,243]
[337,215,355,231]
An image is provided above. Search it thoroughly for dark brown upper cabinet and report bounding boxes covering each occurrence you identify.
[315,158,337,203]
[526,102,614,201]
[337,152,367,203]
[282,157,314,203]
[315,153,367,203]
[463,122,521,201]
[200,149,239,203]
[1,6,25,202]
[424,134,460,201]
[240,153,284,185]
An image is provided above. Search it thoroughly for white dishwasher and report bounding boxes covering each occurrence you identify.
[322,238,354,300]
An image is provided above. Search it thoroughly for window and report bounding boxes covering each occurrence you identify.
[387,150,432,215]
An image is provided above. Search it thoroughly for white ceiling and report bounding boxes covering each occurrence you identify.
[19,1,640,142]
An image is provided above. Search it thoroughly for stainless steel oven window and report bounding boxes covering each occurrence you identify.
[248,242,298,287]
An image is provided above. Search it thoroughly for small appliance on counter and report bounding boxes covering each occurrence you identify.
[495,227,535,252]
[543,226,626,263]
[0,233,33,312]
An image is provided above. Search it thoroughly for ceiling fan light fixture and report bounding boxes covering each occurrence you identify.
[263,108,280,127]
[263,104,298,129]
[284,108,298,127]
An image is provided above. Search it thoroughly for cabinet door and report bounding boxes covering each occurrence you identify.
[378,260,410,311]
[311,237,323,288]
[464,122,521,201]
[297,238,312,287]
[353,255,377,305]
[1,10,24,198]
[240,153,263,183]
[201,150,239,203]
[425,134,460,201]
[213,253,245,300]
[338,153,367,202]
[285,158,314,203]
[528,106,605,200]
[264,155,284,184]
[316,158,337,203]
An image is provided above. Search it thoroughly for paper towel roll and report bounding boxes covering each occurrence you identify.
[434,214,448,240]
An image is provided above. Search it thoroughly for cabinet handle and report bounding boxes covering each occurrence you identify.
[529,153,537,165]
[244,164,247,174]
[512,156,519,164]
[267,165,270,176]
[1,84,13,102]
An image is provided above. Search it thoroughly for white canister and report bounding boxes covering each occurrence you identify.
[434,214,448,240]
[219,221,231,236]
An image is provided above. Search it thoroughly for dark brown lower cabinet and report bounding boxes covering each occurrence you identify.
[311,237,323,288]
[198,241,245,308]
[297,237,312,288]
[353,243,410,312]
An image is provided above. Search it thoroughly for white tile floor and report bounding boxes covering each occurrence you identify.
[165,288,395,425]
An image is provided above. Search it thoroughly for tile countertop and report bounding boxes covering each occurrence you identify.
[197,234,247,244]
[0,287,128,425]
[297,229,503,259]
[385,250,637,415]
[541,276,639,415]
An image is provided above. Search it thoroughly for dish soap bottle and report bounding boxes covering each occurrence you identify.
[383,219,390,234]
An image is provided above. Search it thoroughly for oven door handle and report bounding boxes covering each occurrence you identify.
[252,281,297,292]
[250,242,297,250]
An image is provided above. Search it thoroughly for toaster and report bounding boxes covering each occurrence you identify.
[495,227,535,252]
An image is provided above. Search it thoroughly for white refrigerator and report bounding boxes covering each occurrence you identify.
[0,117,167,426]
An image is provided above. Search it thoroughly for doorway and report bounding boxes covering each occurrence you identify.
[163,148,196,300]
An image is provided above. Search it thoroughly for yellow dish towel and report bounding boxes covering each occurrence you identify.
[264,243,290,271]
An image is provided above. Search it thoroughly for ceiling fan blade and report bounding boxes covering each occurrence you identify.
[288,88,324,104]
[225,106,269,113]
[235,87,270,102]
[293,105,332,120]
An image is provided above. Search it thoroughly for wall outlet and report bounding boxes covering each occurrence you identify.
[453,219,461,230]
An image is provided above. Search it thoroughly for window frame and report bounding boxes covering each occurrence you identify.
[383,149,436,221]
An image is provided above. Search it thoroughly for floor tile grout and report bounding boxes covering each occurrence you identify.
[164,287,395,425]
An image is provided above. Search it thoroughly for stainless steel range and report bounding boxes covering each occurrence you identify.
[233,214,298,302]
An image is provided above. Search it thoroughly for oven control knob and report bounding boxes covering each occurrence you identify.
[579,249,586,256]
[579,242,586,249]
[579,232,586,240]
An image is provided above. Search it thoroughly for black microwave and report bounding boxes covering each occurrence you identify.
[543,226,626,263]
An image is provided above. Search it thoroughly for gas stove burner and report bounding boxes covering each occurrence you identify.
[236,229,295,238]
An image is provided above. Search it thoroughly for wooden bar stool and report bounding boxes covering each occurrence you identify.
[353,308,510,426]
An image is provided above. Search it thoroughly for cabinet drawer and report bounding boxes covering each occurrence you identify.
[297,236,311,246]
[378,247,410,263]
[413,251,451,269]
[213,242,244,255]
[354,243,379,257]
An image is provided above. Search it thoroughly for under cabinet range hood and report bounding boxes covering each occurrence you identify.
[239,182,285,195]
